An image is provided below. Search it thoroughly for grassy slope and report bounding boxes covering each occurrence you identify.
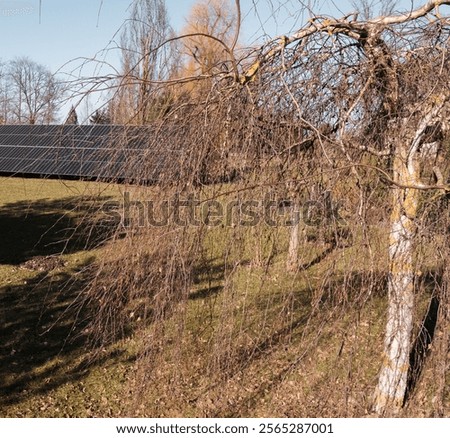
[0,177,128,417]
[0,177,447,417]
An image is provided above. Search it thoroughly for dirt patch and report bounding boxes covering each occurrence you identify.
[20,255,66,272]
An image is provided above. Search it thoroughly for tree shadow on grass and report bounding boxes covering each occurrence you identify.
[0,195,117,265]
[0,258,138,412]
[0,263,84,407]
[0,196,130,413]
[190,259,228,301]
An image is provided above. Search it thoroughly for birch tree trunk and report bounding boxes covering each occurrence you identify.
[373,168,418,413]
[373,134,422,413]
[287,202,300,271]
[373,98,447,414]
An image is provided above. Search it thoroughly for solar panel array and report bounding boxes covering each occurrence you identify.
[0,125,165,182]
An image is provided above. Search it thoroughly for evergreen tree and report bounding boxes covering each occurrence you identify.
[65,106,78,124]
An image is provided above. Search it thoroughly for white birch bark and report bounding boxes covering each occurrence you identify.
[373,178,417,413]
[374,101,446,414]
[287,203,300,271]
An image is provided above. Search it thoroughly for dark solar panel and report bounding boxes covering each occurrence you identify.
[0,124,160,181]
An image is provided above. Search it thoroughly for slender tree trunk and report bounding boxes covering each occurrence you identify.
[139,49,151,125]
[373,151,419,414]
[287,202,300,271]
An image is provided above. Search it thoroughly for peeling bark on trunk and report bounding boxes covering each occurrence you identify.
[373,151,419,414]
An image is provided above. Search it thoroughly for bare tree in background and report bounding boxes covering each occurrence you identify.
[112,0,178,124]
[0,60,12,124]
[8,57,64,124]
[181,0,239,79]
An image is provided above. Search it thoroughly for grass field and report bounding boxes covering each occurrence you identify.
[0,177,128,417]
[0,177,448,417]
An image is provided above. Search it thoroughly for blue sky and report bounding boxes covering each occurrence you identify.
[0,0,421,75]
[0,0,432,120]
[0,1,226,74]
